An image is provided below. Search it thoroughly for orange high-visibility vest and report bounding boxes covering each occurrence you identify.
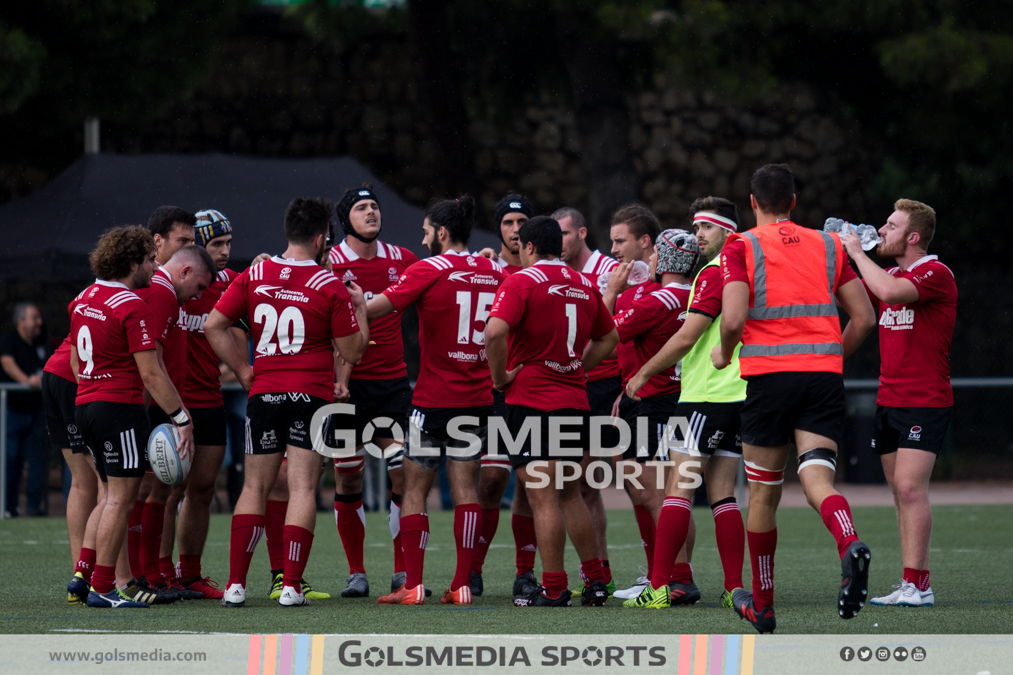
[731,221,847,377]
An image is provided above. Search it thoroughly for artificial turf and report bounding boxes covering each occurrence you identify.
[1,504,1010,635]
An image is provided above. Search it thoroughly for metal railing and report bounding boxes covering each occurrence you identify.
[2,377,1012,518]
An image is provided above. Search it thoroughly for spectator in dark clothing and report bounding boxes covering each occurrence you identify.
[0,302,50,516]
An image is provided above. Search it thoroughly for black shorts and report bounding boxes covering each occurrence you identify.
[245,392,330,454]
[740,372,845,448]
[404,406,492,472]
[41,372,85,453]
[873,405,951,456]
[505,405,589,469]
[587,376,621,450]
[75,401,151,480]
[191,406,227,446]
[148,406,171,429]
[481,388,513,470]
[624,393,680,463]
[674,400,743,458]
[329,377,412,445]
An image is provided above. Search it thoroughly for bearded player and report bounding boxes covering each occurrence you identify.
[208,198,369,608]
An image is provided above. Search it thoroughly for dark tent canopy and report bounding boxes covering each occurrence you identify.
[0,153,499,280]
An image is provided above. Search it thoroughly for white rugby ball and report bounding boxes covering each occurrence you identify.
[147,423,191,485]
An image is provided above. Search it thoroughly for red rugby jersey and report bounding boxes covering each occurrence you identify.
[182,268,237,408]
[45,288,88,384]
[576,251,620,382]
[136,268,187,392]
[215,256,360,401]
[613,279,661,385]
[383,250,504,408]
[70,280,155,405]
[869,255,957,408]
[329,240,418,380]
[614,282,691,398]
[490,259,616,411]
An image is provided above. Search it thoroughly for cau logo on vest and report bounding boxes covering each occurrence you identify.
[778,225,800,245]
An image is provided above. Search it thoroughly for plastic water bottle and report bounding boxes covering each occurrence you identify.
[627,260,651,285]
[824,218,882,251]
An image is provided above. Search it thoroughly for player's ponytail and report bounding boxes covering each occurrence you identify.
[426,194,475,246]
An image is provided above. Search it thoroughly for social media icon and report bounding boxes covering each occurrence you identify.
[912,647,926,662]
[894,647,908,661]
[840,647,855,662]
[858,647,873,661]
[877,647,891,662]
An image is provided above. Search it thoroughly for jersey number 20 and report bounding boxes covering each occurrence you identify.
[254,304,305,355]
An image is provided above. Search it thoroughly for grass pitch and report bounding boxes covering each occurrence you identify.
[1,504,1010,635]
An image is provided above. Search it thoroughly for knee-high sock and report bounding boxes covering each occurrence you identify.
[748,528,777,609]
[711,497,745,591]
[227,514,265,588]
[335,492,366,575]
[75,547,96,582]
[140,502,166,581]
[512,514,537,576]
[819,494,859,559]
[127,500,144,580]
[650,497,692,589]
[633,504,657,578]
[452,505,482,591]
[401,514,429,589]
[282,525,314,593]
[265,500,288,574]
[471,508,500,575]
[390,493,405,575]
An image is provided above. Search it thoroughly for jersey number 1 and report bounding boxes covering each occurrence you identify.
[254,304,305,355]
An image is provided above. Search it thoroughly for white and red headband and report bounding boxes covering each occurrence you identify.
[692,212,738,233]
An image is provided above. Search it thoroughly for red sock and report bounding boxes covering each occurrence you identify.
[918,569,931,592]
[91,564,116,595]
[670,562,693,584]
[711,497,745,591]
[471,508,500,575]
[401,514,429,589]
[335,493,366,575]
[633,504,657,579]
[512,514,537,576]
[282,525,314,594]
[265,499,287,573]
[903,567,920,586]
[390,494,405,574]
[748,528,777,609]
[602,559,612,584]
[650,497,692,588]
[75,547,96,581]
[159,556,176,582]
[127,500,144,579]
[140,502,166,581]
[579,558,605,584]
[542,571,567,599]
[227,513,265,588]
[178,554,201,583]
[819,494,859,559]
[451,505,482,591]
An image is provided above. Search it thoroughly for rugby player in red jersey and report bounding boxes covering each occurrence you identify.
[486,215,619,607]
[327,184,419,598]
[554,206,619,593]
[611,228,700,604]
[208,198,369,608]
[470,193,536,599]
[67,226,198,608]
[174,209,249,599]
[370,196,504,605]
[842,200,956,608]
[131,208,201,602]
